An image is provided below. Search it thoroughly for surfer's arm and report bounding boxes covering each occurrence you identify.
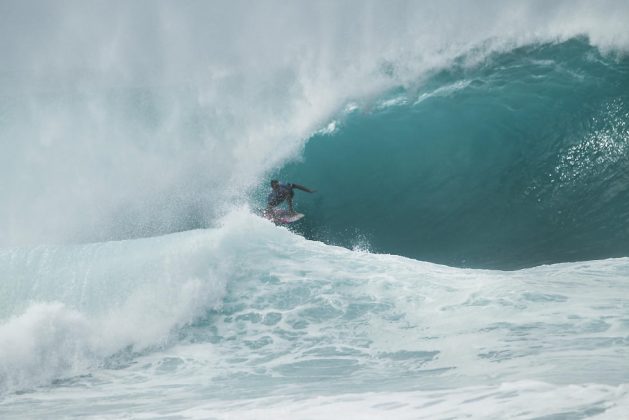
[290,183,316,193]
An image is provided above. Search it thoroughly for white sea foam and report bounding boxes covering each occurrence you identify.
[0,226,234,392]
[1,209,627,417]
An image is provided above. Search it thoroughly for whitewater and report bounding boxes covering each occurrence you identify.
[1,1,629,419]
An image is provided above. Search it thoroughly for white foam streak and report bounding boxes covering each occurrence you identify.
[182,382,629,420]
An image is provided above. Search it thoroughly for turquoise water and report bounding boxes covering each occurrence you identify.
[1,2,629,419]
[275,39,629,269]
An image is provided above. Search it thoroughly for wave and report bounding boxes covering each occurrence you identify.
[2,1,629,247]
[274,39,629,269]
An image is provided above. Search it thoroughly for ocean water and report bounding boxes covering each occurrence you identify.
[275,40,629,269]
[1,1,629,419]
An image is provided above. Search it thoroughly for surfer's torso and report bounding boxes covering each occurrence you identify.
[267,183,294,207]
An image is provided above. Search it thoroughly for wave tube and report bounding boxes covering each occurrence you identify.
[275,40,629,269]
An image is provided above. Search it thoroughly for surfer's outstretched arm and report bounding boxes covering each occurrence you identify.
[291,183,316,193]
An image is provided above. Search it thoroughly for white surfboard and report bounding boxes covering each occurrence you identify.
[265,209,304,224]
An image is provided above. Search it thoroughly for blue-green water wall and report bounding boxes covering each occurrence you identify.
[274,40,629,269]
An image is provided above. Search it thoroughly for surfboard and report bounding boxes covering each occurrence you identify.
[264,209,304,224]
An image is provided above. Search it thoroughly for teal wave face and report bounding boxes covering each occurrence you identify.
[274,40,629,269]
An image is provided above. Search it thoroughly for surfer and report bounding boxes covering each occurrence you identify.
[266,180,315,214]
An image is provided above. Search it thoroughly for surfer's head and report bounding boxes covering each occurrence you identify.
[271,179,279,189]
